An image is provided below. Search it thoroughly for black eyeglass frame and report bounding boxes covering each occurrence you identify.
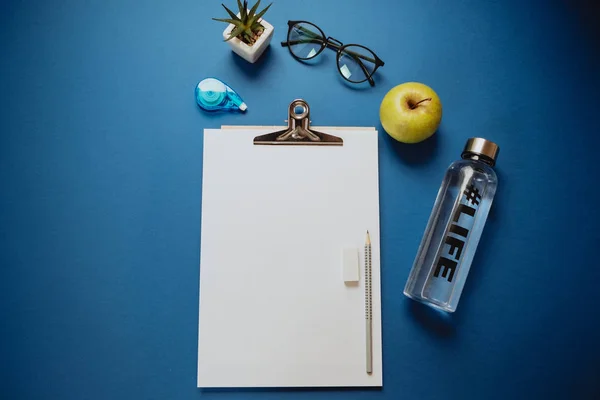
[281,20,385,87]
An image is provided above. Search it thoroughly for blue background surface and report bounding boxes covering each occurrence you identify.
[2,0,600,398]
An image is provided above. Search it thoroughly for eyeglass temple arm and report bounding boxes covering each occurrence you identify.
[285,25,382,63]
[281,39,325,47]
[282,39,379,65]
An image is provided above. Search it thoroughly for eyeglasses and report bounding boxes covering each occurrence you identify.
[281,20,385,86]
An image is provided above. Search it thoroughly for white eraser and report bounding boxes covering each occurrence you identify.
[342,248,359,283]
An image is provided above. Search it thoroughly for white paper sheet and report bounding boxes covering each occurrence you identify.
[198,128,382,387]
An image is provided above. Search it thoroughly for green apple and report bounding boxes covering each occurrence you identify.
[380,82,442,143]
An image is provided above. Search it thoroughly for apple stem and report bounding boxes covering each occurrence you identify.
[410,98,432,109]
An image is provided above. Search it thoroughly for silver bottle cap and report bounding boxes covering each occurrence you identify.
[461,138,499,166]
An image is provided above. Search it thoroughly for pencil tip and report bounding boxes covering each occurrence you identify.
[366,230,371,244]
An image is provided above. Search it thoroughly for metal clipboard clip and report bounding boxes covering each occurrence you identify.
[253,99,343,146]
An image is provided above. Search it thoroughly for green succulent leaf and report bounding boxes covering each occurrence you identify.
[221,4,238,20]
[236,0,247,20]
[212,18,240,24]
[247,0,261,19]
[253,2,272,22]
[226,24,246,41]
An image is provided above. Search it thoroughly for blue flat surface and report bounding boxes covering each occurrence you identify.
[1,0,599,399]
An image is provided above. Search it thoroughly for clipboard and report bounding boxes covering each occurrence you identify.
[197,100,382,388]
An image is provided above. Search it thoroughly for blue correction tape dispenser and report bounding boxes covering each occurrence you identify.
[195,78,247,112]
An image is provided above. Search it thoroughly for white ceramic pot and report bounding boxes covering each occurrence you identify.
[222,15,274,63]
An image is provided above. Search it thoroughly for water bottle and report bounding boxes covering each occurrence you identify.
[404,138,499,312]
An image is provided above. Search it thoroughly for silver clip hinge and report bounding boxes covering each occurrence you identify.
[253,99,343,146]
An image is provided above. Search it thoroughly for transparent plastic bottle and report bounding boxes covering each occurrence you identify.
[404,138,499,312]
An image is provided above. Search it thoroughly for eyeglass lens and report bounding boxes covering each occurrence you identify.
[337,45,378,83]
[287,22,325,60]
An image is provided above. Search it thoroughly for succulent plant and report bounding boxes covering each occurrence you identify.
[213,0,273,46]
